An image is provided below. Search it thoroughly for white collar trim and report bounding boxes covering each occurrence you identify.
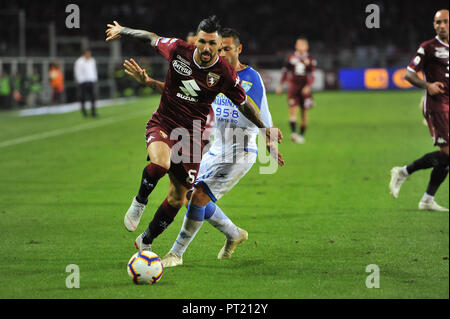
[435,36,449,48]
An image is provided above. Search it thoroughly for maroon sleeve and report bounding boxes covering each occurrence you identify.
[223,67,246,106]
[155,37,180,60]
[407,43,427,73]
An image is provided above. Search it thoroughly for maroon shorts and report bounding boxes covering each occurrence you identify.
[287,85,314,109]
[145,118,202,189]
[423,98,449,147]
[424,110,449,147]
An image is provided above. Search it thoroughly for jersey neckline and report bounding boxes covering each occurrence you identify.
[193,48,220,69]
[435,35,449,48]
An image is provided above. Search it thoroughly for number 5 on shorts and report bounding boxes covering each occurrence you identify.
[186,169,197,184]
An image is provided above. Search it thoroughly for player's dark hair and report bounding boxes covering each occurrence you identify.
[221,27,241,46]
[297,36,308,42]
[197,15,221,34]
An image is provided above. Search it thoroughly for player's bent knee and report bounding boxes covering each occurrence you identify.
[167,193,186,210]
[147,142,171,170]
[185,189,193,206]
[190,186,211,206]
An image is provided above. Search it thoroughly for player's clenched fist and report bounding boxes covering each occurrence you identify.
[426,82,445,96]
[105,21,124,42]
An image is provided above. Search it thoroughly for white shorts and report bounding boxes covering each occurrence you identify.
[195,150,257,202]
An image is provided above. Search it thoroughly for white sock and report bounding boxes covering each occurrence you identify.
[206,204,239,240]
[401,165,409,176]
[170,215,203,257]
[423,192,434,200]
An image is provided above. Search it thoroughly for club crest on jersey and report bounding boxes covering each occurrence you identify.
[207,72,220,87]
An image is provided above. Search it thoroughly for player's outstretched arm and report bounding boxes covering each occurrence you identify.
[238,99,283,143]
[106,21,160,47]
[405,69,444,96]
[123,58,165,93]
[238,100,284,166]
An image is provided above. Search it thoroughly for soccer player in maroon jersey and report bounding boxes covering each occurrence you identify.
[276,37,316,144]
[185,30,215,152]
[105,16,283,251]
[389,9,449,212]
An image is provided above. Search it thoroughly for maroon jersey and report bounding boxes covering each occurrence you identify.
[280,52,316,88]
[407,36,449,112]
[152,37,246,136]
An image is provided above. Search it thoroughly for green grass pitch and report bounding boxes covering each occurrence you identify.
[0,91,448,299]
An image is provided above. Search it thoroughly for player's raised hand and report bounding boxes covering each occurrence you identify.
[124,58,149,84]
[427,82,445,96]
[266,141,285,167]
[265,127,283,144]
[106,21,124,42]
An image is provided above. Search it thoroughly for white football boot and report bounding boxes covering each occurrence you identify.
[124,197,146,232]
[389,167,408,198]
[134,233,152,251]
[161,251,183,268]
[218,228,248,259]
[290,133,305,144]
[418,197,449,212]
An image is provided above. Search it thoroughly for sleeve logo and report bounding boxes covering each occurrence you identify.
[241,80,253,92]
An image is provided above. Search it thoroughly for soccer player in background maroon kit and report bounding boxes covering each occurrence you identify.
[277,37,316,144]
[106,16,283,250]
[389,9,449,212]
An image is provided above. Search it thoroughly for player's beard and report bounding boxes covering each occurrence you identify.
[200,51,213,64]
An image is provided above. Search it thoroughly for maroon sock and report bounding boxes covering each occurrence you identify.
[142,198,180,244]
[135,163,168,204]
[299,125,306,136]
[289,121,296,133]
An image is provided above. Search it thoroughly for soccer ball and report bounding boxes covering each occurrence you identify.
[127,251,164,285]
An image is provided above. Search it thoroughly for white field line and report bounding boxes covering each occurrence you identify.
[18,97,136,117]
[0,110,150,149]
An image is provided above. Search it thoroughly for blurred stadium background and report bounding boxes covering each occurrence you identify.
[0,0,448,110]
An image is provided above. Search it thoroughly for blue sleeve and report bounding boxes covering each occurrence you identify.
[242,70,264,111]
